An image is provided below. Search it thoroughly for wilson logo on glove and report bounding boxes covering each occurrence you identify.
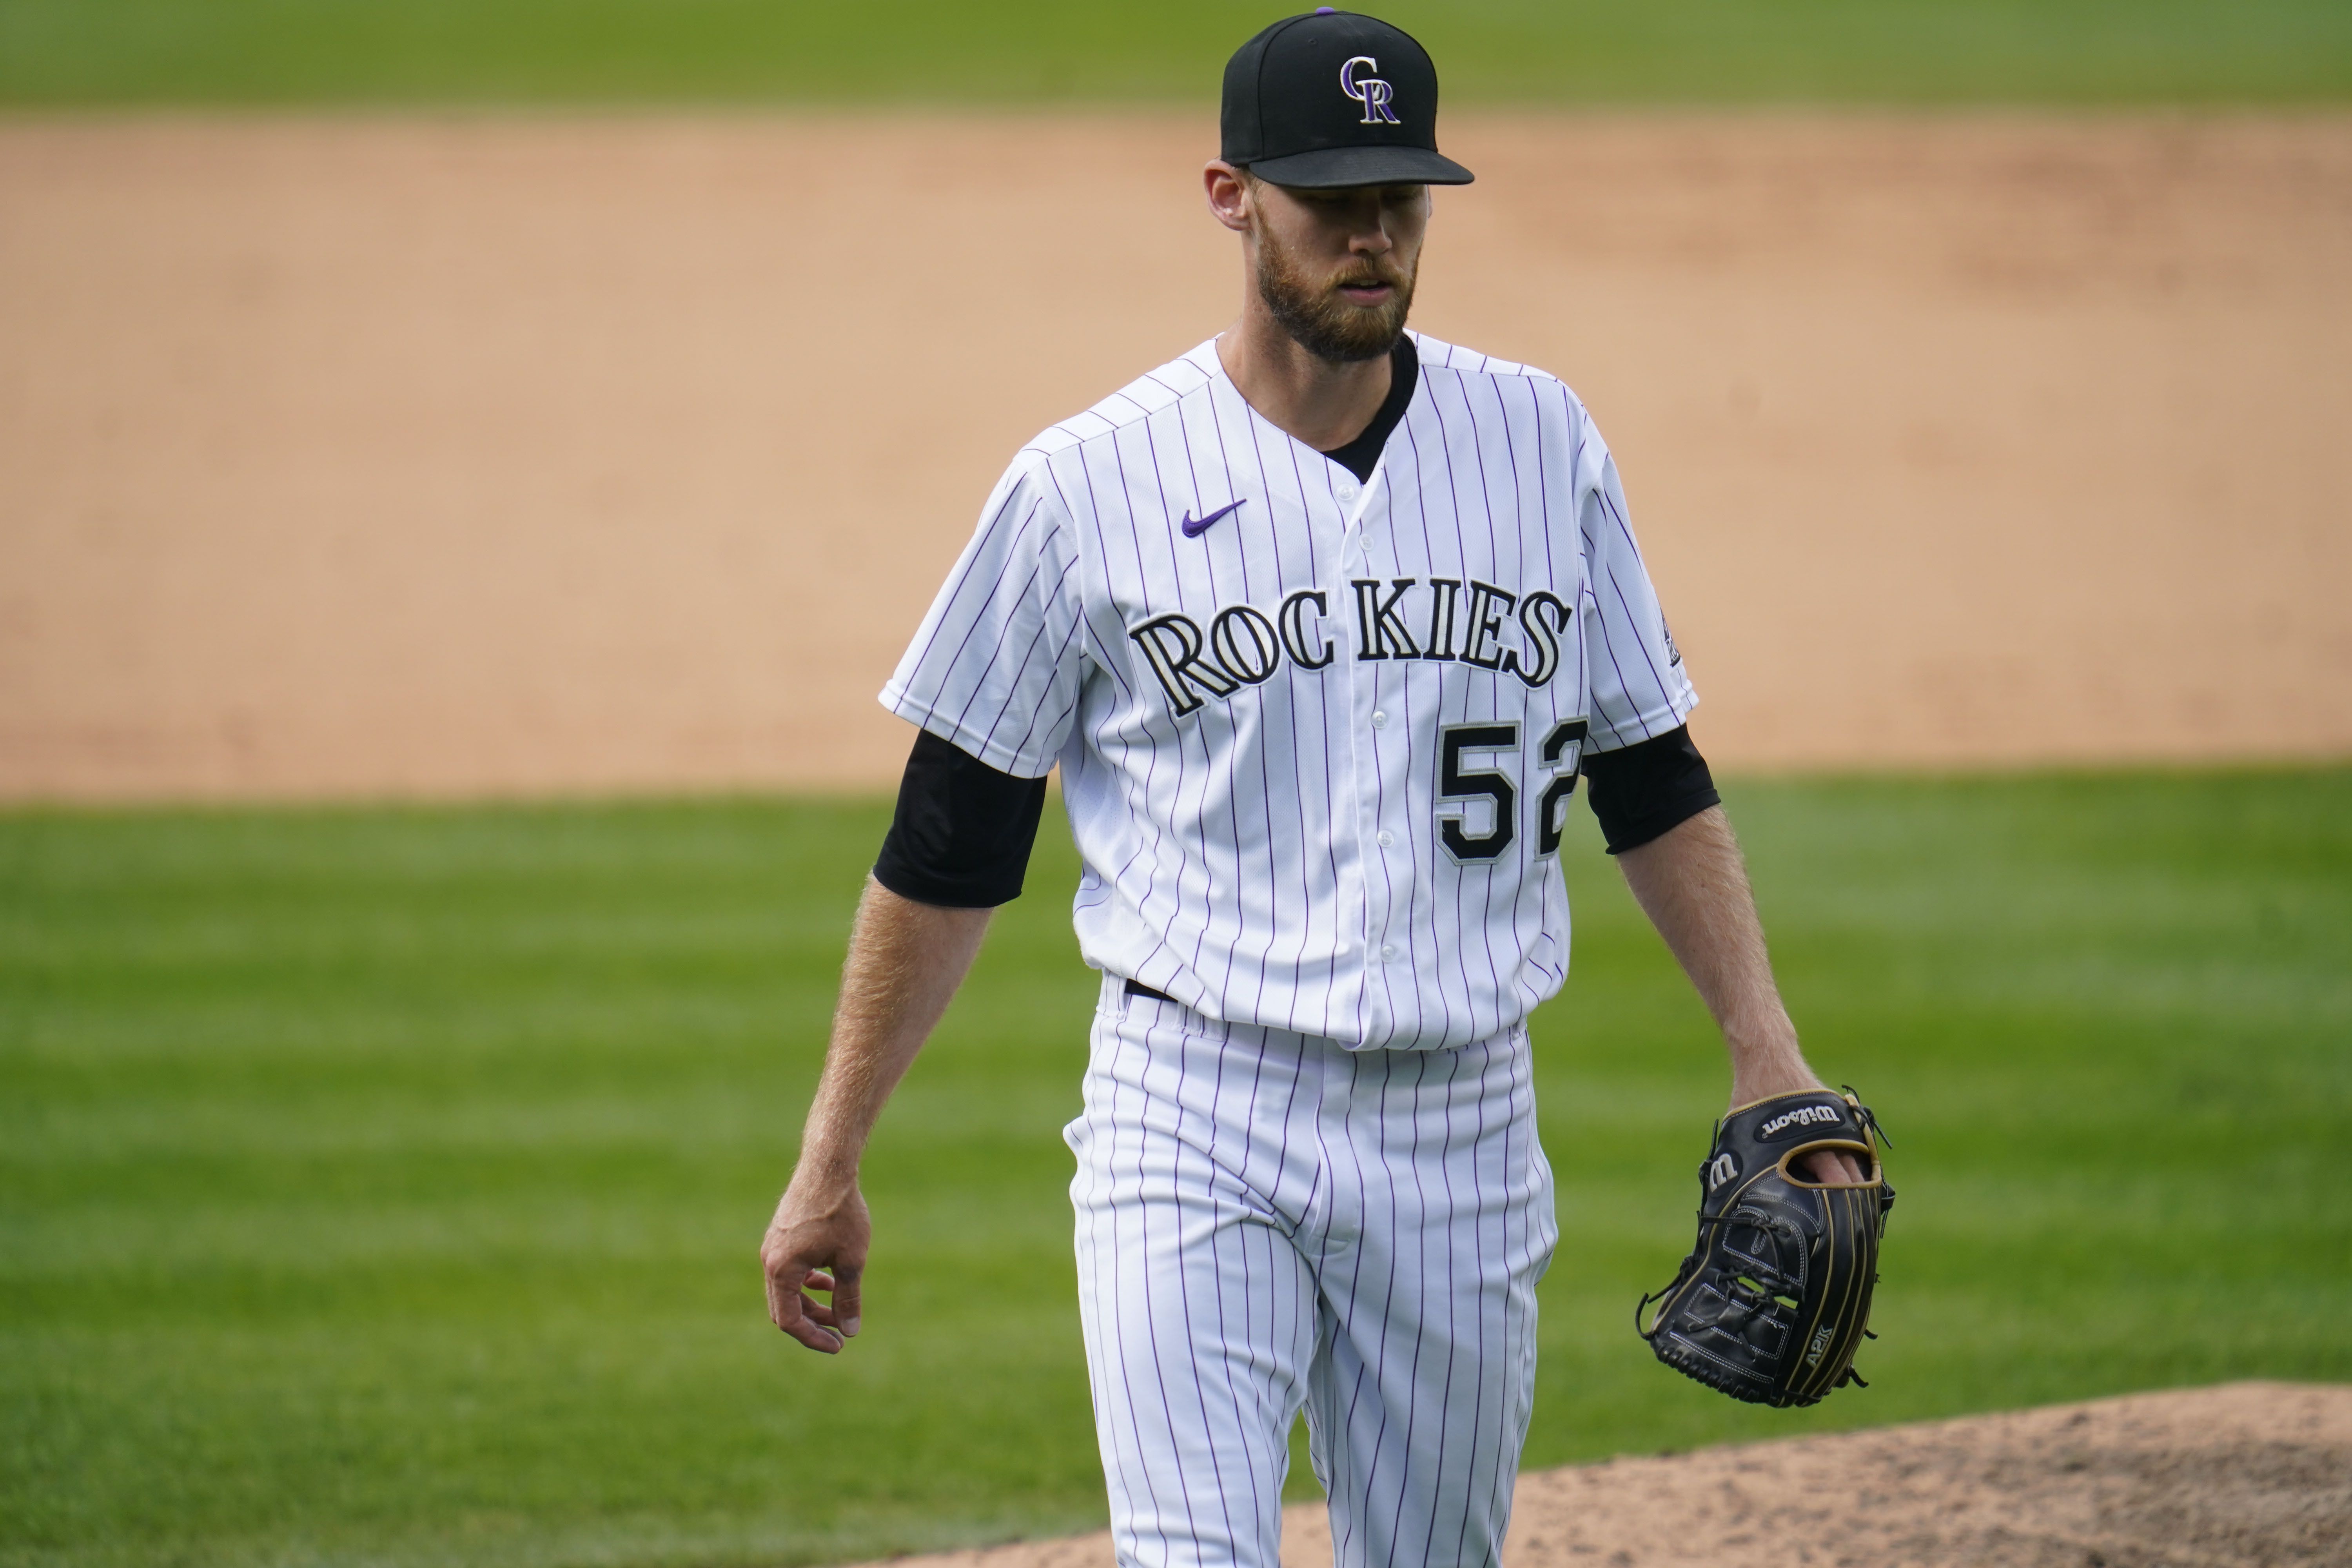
[1759,1103,1842,1138]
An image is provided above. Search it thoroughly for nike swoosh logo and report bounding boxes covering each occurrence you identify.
[1180,499,1247,539]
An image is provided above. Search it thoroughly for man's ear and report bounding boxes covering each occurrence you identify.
[1203,160,1253,235]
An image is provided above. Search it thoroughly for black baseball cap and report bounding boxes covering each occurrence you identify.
[1220,9,1473,189]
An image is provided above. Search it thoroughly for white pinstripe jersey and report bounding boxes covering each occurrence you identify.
[883,332,1695,1050]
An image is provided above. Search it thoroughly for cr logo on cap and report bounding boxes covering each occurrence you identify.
[1339,56,1401,125]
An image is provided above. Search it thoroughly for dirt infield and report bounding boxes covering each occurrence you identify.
[2,115,2348,800]
[865,1383,2351,1568]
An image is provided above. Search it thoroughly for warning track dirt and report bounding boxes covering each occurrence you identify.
[3,116,2347,800]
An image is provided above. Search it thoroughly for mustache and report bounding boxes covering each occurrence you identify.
[1324,260,1411,293]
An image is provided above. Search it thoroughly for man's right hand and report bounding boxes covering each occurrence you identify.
[761,1181,869,1354]
[757,882,995,1357]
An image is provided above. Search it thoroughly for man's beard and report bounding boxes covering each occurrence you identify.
[1253,223,1416,364]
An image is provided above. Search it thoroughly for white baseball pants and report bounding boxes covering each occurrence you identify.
[1066,978,1559,1568]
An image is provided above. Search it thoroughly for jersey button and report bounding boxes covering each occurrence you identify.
[1376,830,1394,848]
[1370,710,1388,728]
[1380,944,1397,962]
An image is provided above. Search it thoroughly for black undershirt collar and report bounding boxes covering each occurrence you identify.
[1319,335,1419,484]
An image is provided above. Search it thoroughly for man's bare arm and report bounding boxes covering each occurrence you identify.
[1615,805,1865,1183]
[761,878,993,1353]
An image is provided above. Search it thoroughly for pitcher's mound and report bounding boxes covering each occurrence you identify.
[877,1382,2350,1568]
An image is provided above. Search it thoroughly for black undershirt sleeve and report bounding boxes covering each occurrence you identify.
[871,729,1049,908]
[1580,725,1721,855]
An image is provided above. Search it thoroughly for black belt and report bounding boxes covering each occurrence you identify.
[1122,978,1176,1004]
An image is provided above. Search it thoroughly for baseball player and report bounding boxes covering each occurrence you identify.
[762,12,1864,1568]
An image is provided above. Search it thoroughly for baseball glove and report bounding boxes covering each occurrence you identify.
[1636,1087,1893,1408]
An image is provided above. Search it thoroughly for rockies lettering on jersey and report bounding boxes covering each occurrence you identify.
[883,332,1695,1050]
[1128,578,1572,713]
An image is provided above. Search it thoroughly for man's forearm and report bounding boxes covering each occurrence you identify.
[793,878,993,1188]
[1614,805,1817,1105]
[762,877,991,1352]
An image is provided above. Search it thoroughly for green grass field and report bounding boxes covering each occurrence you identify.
[4,769,2348,1568]
[2,0,2349,107]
